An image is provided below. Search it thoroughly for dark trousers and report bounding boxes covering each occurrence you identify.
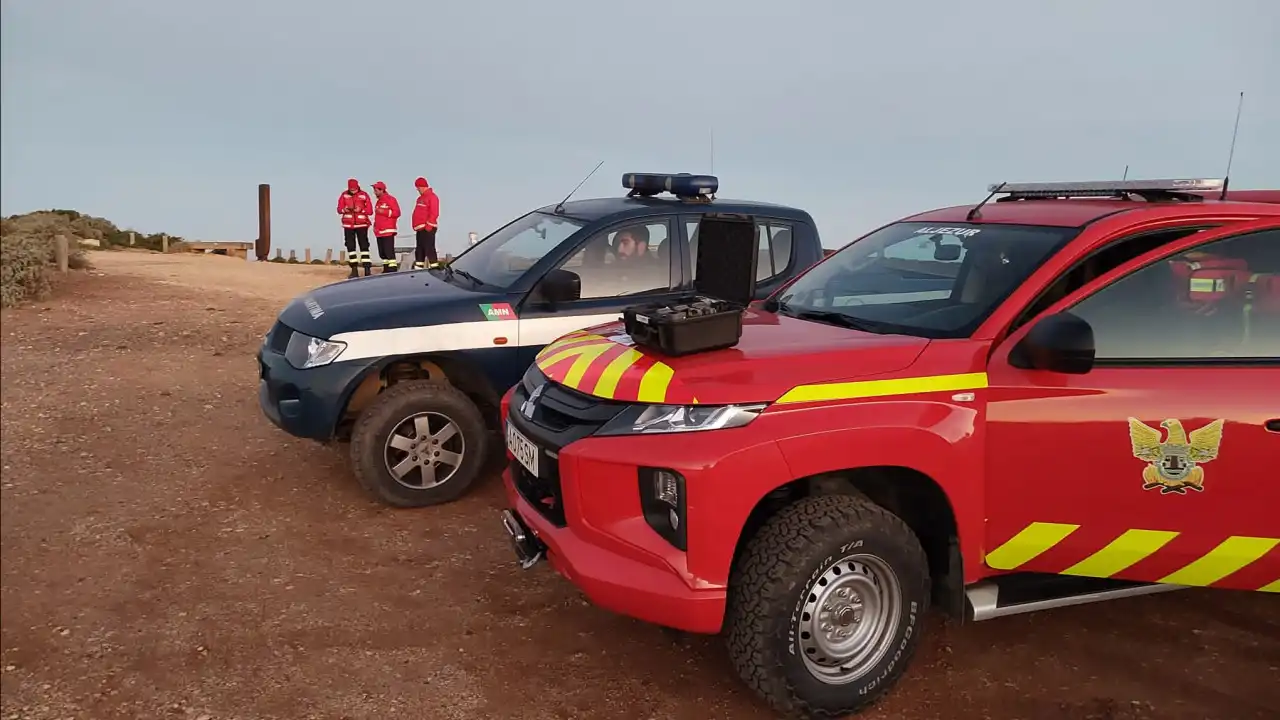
[415,228,439,266]
[375,235,399,268]
[343,227,371,267]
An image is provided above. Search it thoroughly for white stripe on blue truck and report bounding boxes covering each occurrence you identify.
[330,313,622,362]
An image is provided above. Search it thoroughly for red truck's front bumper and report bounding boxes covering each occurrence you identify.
[498,388,795,634]
[502,471,727,633]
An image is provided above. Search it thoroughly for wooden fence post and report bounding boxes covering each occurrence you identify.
[161,234,169,253]
[339,250,347,264]
[129,231,136,246]
[325,248,333,263]
[288,249,297,262]
[55,235,69,273]
[304,248,312,263]
[274,248,283,260]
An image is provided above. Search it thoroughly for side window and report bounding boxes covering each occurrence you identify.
[1067,228,1280,361]
[1014,226,1214,332]
[558,219,673,299]
[687,218,795,283]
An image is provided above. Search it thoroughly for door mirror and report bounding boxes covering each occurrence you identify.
[1008,311,1095,374]
[537,268,581,306]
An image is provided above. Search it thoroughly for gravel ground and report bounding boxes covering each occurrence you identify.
[2,252,1278,720]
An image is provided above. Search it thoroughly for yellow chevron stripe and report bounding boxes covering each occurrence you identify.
[1259,579,1280,593]
[984,522,1079,571]
[536,332,596,361]
[776,372,988,405]
[1158,536,1280,587]
[592,348,644,399]
[637,362,674,403]
[1061,529,1180,578]
[560,343,614,390]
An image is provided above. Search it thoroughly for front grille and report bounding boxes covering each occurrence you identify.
[511,458,565,526]
[508,368,627,526]
[265,320,293,354]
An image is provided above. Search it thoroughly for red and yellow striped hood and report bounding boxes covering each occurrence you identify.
[533,314,937,406]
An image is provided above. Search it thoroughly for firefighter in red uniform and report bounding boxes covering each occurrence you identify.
[337,178,374,278]
[411,176,441,269]
[371,181,401,273]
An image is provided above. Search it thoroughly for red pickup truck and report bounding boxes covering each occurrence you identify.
[498,178,1280,718]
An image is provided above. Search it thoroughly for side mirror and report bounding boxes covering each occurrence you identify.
[933,244,963,262]
[538,268,581,306]
[1008,311,1095,374]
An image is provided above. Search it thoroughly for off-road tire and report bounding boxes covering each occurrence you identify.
[349,380,490,507]
[725,493,930,719]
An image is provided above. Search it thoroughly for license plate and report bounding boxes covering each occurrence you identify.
[506,421,539,477]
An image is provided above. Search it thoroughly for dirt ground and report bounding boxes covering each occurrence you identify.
[2,251,1278,720]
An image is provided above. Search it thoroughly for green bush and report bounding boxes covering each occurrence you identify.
[0,234,89,307]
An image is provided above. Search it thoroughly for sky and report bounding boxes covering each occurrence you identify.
[2,0,1278,257]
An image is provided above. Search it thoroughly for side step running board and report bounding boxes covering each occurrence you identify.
[966,573,1187,621]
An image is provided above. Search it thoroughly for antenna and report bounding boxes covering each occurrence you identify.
[553,160,605,214]
[1122,165,1129,181]
[966,181,1005,221]
[710,127,715,174]
[1220,91,1245,200]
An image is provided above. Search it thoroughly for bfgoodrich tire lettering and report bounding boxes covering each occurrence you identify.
[726,493,930,718]
[350,380,490,507]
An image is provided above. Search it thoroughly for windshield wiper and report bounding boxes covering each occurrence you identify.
[788,309,891,334]
[451,268,485,286]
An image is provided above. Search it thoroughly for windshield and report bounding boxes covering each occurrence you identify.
[773,221,1077,338]
[444,211,586,289]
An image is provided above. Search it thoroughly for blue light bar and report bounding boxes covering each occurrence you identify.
[989,178,1224,197]
[623,173,719,198]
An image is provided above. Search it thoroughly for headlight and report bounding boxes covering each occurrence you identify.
[596,402,767,436]
[284,331,347,369]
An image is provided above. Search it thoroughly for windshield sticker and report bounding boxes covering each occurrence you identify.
[1127,417,1224,495]
[914,226,981,238]
[479,302,516,321]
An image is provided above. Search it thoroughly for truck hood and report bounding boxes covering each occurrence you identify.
[276,270,513,338]
[535,310,930,406]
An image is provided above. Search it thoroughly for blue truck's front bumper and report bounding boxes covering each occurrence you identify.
[257,344,374,441]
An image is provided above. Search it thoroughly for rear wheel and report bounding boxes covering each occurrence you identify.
[350,380,490,507]
[725,493,930,718]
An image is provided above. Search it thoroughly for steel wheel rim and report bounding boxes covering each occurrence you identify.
[383,411,465,490]
[796,552,903,684]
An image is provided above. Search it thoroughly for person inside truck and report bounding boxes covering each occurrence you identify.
[612,225,652,263]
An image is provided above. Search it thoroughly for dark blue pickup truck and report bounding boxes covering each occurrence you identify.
[257,173,827,507]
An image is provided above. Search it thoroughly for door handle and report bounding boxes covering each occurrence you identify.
[1265,419,1280,433]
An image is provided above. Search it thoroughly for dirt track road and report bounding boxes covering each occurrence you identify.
[3,252,1278,720]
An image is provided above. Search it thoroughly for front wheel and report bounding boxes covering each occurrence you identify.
[349,380,490,507]
[725,493,930,718]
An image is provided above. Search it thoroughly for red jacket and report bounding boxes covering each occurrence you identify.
[373,193,401,237]
[337,189,373,228]
[412,187,440,231]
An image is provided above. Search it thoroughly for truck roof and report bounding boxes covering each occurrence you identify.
[905,187,1280,228]
[542,196,814,224]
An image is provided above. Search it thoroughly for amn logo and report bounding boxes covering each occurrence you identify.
[479,302,515,321]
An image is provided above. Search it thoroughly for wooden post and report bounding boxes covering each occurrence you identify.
[55,235,69,273]
[256,183,272,261]
[304,248,312,263]
[161,234,169,253]
[339,250,347,264]
[288,249,296,262]
[129,231,136,246]
[274,248,282,260]
[325,249,333,263]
